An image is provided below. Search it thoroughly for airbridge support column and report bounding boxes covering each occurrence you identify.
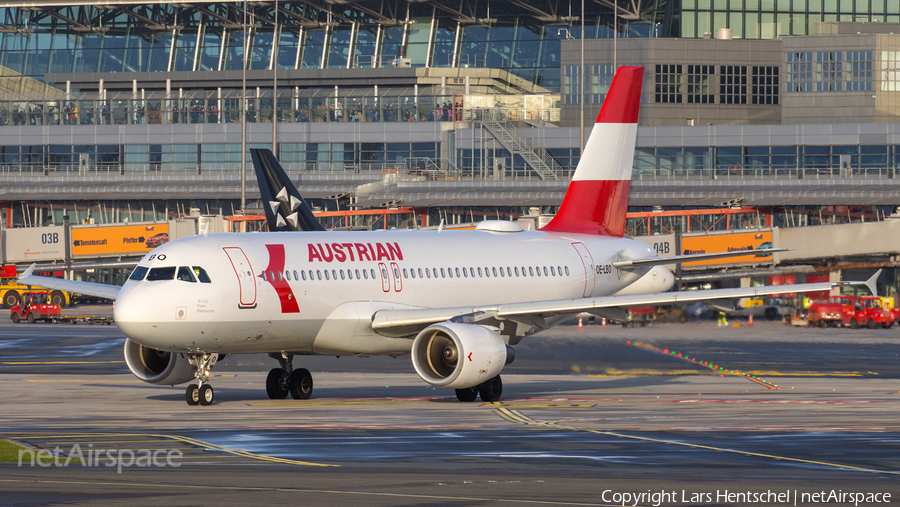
[829,270,842,297]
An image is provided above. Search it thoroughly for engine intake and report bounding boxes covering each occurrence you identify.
[123,338,195,385]
[411,322,511,389]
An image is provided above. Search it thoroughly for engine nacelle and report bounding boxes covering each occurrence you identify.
[411,322,510,389]
[123,338,195,385]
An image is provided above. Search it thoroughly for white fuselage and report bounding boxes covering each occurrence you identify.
[113,227,667,356]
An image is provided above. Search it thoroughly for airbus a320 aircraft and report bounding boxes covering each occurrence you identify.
[19,66,878,406]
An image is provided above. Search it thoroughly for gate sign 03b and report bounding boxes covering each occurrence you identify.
[71,223,170,257]
[2,226,66,263]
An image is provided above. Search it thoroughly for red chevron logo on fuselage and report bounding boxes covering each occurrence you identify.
[259,244,300,313]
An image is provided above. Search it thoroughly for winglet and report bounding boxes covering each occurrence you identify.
[19,263,36,279]
[865,269,881,297]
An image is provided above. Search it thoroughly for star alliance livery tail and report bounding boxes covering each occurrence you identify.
[250,149,326,232]
[541,65,643,237]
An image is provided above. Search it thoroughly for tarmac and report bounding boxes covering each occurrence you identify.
[2,316,900,506]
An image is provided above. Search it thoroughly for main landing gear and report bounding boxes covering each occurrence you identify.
[185,353,220,406]
[455,375,503,403]
[266,352,313,400]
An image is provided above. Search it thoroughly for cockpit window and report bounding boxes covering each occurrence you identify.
[129,266,149,281]
[192,267,211,283]
[177,267,196,282]
[146,266,176,281]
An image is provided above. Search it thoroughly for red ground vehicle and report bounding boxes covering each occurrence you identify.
[808,295,893,329]
[10,291,62,323]
[807,298,848,328]
[860,296,894,329]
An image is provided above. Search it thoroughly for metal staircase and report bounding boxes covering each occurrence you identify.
[478,109,562,180]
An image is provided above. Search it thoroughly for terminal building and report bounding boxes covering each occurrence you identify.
[0,0,897,296]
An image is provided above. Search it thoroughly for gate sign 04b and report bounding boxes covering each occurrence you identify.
[3,226,66,263]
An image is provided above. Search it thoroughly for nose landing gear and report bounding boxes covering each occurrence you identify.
[266,352,314,400]
[185,353,219,406]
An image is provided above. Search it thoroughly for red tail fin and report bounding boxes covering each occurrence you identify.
[541,66,644,236]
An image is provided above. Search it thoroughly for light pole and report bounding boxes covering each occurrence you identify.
[579,0,584,156]
[240,0,248,215]
[273,0,278,153]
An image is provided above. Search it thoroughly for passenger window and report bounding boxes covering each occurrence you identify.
[565,266,570,276]
[308,270,314,280]
[348,270,353,280]
[551,266,556,276]
[507,267,512,277]
[260,271,267,281]
[355,269,361,279]
[469,267,475,277]
[317,270,322,280]
[331,269,336,280]
[454,267,460,278]
[340,270,345,280]
[499,267,504,277]
[301,271,307,281]
[478,267,483,277]
[558,265,563,276]
[462,268,467,278]
[177,267,197,282]
[363,269,368,280]
[426,268,431,278]
[147,266,176,281]
[324,270,330,280]
[381,267,388,279]
[441,268,446,278]
[370,269,376,279]
[514,267,520,277]
[394,267,401,279]
[418,268,423,278]
[543,266,548,276]
[286,271,291,281]
[404,268,410,278]
[192,267,212,283]
[277,271,283,281]
[129,266,149,281]
[432,268,438,278]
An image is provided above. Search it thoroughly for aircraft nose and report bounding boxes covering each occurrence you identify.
[114,285,160,346]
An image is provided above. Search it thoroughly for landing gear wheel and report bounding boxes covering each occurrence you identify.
[289,368,313,400]
[26,313,35,323]
[478,375,503,402]
[455,388,478,402]
[199,384,214,405]
[11,313,19,323]
[266,368,289,399]
[185,384,200,405]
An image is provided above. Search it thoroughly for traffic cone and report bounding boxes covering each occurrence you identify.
[578,317,583,329]
[601,317,607,326]
[748,314,754,326]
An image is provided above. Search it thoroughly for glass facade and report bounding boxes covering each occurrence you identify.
[0,1,673,93]
[680,0,900,39]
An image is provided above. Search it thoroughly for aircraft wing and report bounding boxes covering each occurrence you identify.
[371,273,879,338]
[17,264,121,301]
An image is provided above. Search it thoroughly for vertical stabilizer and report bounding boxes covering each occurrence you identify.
[541,66,644,236]
[250,149,325,232]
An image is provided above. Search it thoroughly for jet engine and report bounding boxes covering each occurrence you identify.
[411,322,512,389]
[123,338,195,385]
